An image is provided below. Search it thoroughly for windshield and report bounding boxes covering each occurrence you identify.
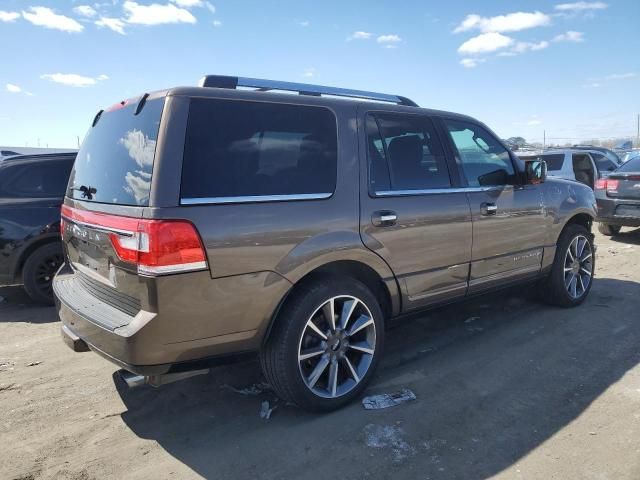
[67,97,165,206]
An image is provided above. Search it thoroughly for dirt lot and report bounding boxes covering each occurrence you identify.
[1,228,640,480]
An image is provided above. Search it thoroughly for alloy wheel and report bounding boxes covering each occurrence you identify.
[563,235,593,299]
[297,295,377,398]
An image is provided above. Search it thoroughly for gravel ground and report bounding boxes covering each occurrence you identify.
[1,228,639,480]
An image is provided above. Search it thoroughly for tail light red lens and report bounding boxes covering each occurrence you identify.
[595,179,619,193]
[61,205,208,276]
[606,179,619,193]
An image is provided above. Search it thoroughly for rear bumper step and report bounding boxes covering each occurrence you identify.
[118,368,210,388]
[61,325,90,352]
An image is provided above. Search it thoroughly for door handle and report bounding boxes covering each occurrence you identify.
[372,210,397,227]
[480,203,497,216]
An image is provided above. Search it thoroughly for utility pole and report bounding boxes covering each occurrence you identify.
[543,130,546,149]
[636,114,639,147]
[77,136,80,148]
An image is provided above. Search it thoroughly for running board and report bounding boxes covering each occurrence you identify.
[118,368,210,388]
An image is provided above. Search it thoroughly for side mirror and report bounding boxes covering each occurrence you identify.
[525,159,547,185]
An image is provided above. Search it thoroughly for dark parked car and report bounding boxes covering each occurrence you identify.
[0,152,75,303]
[54,76,596,411]
[595,156,640,235]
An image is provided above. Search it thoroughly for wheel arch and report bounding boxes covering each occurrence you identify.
[261,258,400,347]
[12,234,61,282]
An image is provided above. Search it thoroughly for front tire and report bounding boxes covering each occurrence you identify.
[22,242,64,305]
[260,276,384,412]
[597,223,621,236]
[543,224,595,307]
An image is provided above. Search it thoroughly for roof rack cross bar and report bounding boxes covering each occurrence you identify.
[198,75,418,107]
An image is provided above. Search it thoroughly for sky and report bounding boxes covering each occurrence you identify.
[1,0,639,148]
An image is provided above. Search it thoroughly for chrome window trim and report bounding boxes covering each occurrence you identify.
[62,216,135,237]
[374,185,513,197]
[180,192,333,205]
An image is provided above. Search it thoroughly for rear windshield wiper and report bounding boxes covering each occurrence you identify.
[73,185,97,200]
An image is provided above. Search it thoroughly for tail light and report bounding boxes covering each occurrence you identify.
[61,205,208,276]
[595,178,619,193]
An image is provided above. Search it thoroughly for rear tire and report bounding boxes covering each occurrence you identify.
[260,276,384,412]
[22,242,64,305]
[542,224,594,307]
[597,223,621,236]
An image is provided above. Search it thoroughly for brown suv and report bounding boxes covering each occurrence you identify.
[54,76,597,411]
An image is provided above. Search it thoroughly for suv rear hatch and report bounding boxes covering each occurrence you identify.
[60,94,207,322]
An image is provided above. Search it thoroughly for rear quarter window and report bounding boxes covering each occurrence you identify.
[180,98,337,201]
[521,154,564,171]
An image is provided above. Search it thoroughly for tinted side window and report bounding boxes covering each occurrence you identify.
[367,114,450,192]
[0,160,73,198]
[540,154,565,171]
[592,153,617,172]
[444,119,516,186]
[181,99,337,200]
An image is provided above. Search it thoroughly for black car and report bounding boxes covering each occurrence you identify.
[595,156,640,235]
[0,152,75,303]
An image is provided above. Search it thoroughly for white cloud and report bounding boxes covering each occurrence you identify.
[41,73,109,87]
[604,72,637,80]
[453,11,550,34]
[123,1,197,25]
[302,67,316,78]
[377,34,401,44]
[458,32,513,55]
[554,2,608,11]
[347,31,372,40]
[6,83,34,96]
[527,119,543,126]
[0,10,20,22]
[511,40,550,53]
[22,7,84,33]
[96,17,126,34]
[205,2,215,14]
[553,30,584,42]
[170,0,204,6]
[212,19,222,27]
[298,20,310,27]
[583,82,601,88]
[73,5,97,17]
[460,58,486,68]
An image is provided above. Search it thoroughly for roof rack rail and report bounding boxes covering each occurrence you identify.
[198,75,418,107]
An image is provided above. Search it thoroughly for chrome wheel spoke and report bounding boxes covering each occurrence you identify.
[580,266,592,276]
[347,314,374,337]
[307,355,330,388]
[322,298,336,332]
[328,360,338,397]
[298,347,325,361]
[306,319,328,340]
[580,252,592,262]
[339,299,358,330]
[349,342,375,355]
[565,272,576,289]
[343,356,360,382]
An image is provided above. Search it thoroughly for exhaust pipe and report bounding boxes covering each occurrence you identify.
[118,368,209,389]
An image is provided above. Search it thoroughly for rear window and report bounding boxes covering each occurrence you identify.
[181,98,337,201]
[618,157,640,172]
[521,154,564,171]
[67,97,165,206]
